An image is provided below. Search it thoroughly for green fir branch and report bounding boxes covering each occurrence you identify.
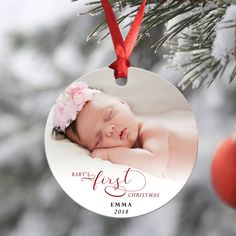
[73,0,236,89]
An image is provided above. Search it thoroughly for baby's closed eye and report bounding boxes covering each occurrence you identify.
[104,107,113,121]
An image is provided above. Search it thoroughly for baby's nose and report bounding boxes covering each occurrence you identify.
[105,124,115,137]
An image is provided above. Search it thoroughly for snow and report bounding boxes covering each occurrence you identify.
[212,5,236,65]
[164,4,236,90]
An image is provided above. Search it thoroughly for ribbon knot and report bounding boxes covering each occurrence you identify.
[109,57,130,79]
[101,0,146,85]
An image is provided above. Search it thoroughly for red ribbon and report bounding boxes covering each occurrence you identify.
[101,0,146,85]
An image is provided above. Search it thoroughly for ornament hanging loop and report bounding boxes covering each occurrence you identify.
[109,57,130,85]
[101,0,146,86]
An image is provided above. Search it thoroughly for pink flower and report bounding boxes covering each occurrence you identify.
[53,81,95,132]
[65,81,88,98]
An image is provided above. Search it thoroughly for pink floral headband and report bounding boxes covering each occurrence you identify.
[53,81,101,132]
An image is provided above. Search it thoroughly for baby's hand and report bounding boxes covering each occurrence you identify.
[91,148,109,160]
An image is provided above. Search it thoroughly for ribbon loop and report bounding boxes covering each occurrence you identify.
[101,0,146,85]
[109,57,130,78]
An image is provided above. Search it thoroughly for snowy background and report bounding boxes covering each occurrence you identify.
[0,0,236,235]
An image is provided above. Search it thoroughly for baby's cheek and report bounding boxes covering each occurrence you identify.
[101,137,114,147]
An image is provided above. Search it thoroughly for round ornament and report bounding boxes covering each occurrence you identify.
[211,136,236,208]
[44,67,198,218]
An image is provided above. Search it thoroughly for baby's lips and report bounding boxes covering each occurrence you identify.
[119,129,124,139]
[120,128,127,140]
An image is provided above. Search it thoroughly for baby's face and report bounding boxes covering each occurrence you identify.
[66,93,139,151]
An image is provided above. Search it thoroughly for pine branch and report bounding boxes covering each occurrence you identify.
[73,0,236,89]
[163,1,236,89]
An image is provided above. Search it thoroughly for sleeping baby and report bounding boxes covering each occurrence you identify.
[52,81,197,181]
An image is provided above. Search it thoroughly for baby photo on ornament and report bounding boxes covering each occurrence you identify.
[50,73,197,183]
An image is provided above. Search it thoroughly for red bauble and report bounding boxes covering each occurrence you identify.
[211,137,236,208]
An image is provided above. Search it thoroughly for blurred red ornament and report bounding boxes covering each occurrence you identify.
[211,136,236,208]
